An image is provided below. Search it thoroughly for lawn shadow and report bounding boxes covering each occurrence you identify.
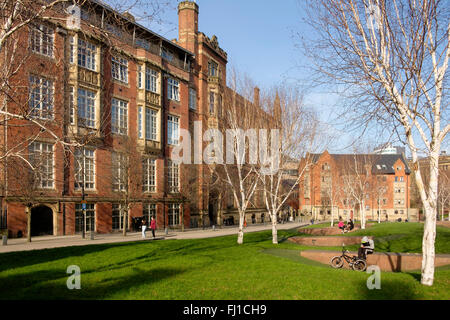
[0,241,146,273]
[405,272,421,282]
[0,237,230,274]
[261,248,328,268]
[0,267,186,300]
[357,278,422,300]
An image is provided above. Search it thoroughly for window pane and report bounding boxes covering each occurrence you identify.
[111,98,128,135]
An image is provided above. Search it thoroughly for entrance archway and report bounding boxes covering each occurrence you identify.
[31,205,53,236]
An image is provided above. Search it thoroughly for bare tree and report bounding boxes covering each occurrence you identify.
[323,169,341,227]
[6,140,58,242]
[301,0,449,285]
[372,175,388,223]
[106,140,141,237]
[258,86,319,243]
[205,70,262,245]
[0,0,173,236]
[340,153,375,229]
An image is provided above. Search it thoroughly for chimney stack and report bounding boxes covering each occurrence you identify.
[178,1,199,53]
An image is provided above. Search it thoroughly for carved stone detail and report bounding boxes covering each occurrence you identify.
[146,91,161,106]
[78,68,99,87]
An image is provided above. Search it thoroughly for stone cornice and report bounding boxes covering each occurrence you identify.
[198,33,228,61]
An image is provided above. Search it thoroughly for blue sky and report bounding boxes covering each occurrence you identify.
[150,0,307,89]
[140,0,442,155]
[145,0,355,151]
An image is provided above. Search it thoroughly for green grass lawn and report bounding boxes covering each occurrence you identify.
[0,223,448,300]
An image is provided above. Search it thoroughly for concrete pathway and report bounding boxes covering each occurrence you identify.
[0,221,310,254]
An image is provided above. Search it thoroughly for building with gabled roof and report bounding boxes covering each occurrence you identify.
[299,151,418,222]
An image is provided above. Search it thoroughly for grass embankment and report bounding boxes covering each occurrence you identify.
[0,223,448,300]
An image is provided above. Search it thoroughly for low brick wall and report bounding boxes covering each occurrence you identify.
[288,236,373,246]
[300,250,450,272]
[298,223,373,236]
[436,221,450,228]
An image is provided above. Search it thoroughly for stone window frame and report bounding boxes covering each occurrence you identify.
[142,158,157,193]
[74,147,96,190]
[30,23,54,58]
[111,97,128,135]
[168,203,180,226]
[29,74,54,120]
[28,141,55,189]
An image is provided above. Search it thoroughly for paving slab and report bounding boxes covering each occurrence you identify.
[0,221,309,253]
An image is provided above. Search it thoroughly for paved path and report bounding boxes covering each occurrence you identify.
[0,221,310,254]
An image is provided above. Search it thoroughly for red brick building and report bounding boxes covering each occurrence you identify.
[299,151,418,222]
[0,0,262,237]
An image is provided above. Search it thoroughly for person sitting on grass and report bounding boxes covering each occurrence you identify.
[345,219,354,232]
[338,218,345,233]
[358,236,375,260]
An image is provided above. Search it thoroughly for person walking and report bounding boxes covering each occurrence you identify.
[141,219,147,239]
[150,216,156,238]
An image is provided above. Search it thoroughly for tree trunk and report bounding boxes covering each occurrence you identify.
[181,204,184,232]
[26,206,31,243]
[122,208,127,237]
[420,152,439,286]
[237,213,244,244]
[272,212,278,244]
[330,205,334,227]
[361,201,366,229]
[378,202,381,224]
[421,200,437,286]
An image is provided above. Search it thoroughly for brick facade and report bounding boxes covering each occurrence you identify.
[299,151,417,222]
[0,0,243,238]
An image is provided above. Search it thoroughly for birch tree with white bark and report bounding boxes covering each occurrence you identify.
[323,171,341,227]
[373,176,387,223]
[211,70,261,245]
[340,154,373,229]
[257,87,319,243]
[301,0,449,286]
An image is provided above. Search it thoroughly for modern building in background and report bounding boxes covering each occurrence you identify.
[373,142,406,156]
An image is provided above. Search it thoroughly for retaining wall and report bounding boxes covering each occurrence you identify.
[300,250,450,272]
[288,236,373,246]
[298,223,374,236]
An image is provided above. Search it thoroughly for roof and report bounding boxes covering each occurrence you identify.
[89,0,194,57]
[307,152,411,174]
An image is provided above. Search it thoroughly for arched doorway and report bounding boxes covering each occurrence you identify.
[31,205,53,236]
